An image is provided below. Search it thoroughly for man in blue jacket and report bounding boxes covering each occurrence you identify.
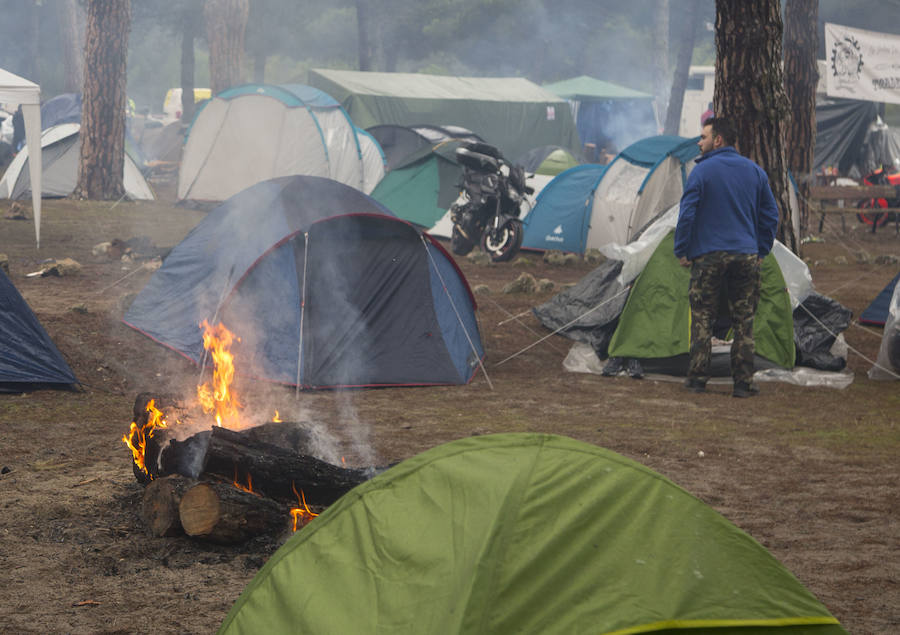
[674,116,780,398]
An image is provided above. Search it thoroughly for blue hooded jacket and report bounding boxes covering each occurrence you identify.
[674,146,779,260]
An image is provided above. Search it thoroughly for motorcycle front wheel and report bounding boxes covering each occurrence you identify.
[481,218,524,262]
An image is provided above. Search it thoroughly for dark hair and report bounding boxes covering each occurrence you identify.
[704,116,736,146]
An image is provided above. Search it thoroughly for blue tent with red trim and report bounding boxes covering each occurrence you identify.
[860,271,900,327]
[123,175,483,389]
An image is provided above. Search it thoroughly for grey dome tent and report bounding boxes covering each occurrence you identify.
[219,433,846,635]
[0,268,77,392]
[0,123,155,200]
[124,175,483,389]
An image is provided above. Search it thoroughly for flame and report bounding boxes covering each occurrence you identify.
[197,320,243,428]
[290,482,319,531]
[232,467,257,495]
[122,399,168,478]
[272,410,282,423]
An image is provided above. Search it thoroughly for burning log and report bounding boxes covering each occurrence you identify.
[141,475,194,537]
[178,480,289,544]
[202,426,373,507]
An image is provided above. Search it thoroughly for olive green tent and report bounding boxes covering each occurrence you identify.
[308,68,582,160]
[219,433,844,635]
[607,231,796,371]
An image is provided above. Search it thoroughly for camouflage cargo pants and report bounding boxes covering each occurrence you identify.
[688,251,761,384]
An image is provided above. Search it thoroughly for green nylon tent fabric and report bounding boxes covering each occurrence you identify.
[219,433,844,635]
[308,69,582,161]
[607,232,796,369]
[536,147,581,175]
[543,75,655,101]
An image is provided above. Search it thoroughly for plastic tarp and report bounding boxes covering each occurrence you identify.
[869,278,900,380]
[219,433,846,635]
[814,97,878,177]
[308,69,581,161]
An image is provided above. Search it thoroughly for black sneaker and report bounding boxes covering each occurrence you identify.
[626,358,643,379]
[601,357,625,376]
[684,377,706,393]
[732,381,760,398]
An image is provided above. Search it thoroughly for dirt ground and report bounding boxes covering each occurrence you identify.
[0,196,898,634]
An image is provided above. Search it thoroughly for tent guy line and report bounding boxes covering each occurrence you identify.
[494,286,631,367]
[421,235,493,391]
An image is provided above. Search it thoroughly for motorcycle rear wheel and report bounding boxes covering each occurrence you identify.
[481,219,523,262]
[856,199,889,227]
[451,224,476,256]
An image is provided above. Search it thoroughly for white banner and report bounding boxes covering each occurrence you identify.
[825,23,900,105]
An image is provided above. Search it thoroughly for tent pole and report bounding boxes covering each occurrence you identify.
[295,232,310,397]
[420,235,493,390]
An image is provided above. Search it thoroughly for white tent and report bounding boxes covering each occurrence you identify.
[0,68,41,247]
[0,123,155,202]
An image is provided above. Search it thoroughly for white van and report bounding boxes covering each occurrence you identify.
[162,87,212,122]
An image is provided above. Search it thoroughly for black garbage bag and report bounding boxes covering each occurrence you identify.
[793,292,852,370]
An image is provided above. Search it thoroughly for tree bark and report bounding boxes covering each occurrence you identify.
[714,0,797,254]
[664,0,701,136]
[74,0,131,201]
[203,0,248,95]
[59,0,85,93]
[784,0,818,241]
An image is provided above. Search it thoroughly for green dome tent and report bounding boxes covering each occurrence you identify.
[219,433,844,635]
[607,231,796,371]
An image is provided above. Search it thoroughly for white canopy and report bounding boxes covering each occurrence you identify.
[0,68,41,248]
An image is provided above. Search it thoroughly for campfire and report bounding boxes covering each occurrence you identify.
[123,321,370,544]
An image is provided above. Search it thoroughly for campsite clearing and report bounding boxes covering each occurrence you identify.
[0,198,898,634]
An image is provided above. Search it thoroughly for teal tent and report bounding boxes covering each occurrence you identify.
[220,433,844,635]
[369,139,464,231]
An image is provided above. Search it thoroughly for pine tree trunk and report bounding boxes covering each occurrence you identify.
[784,0,818,240]
[59,0,84,93]
[664,0,701,135]
[204,0,249,95]
[74,0,131,201]
[715,0,797,254]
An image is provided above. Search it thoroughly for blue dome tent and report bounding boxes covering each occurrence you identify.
[124,175,483,389]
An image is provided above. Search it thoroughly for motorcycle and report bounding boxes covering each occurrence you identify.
[857,166,900,229]
[449,141,533,262]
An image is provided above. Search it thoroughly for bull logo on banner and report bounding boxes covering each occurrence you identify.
[830,34,864,86]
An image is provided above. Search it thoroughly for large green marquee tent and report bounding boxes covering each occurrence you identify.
[308,68,582,160]
[219,433,845,635]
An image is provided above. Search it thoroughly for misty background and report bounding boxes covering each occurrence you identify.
[0,0,898,129]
